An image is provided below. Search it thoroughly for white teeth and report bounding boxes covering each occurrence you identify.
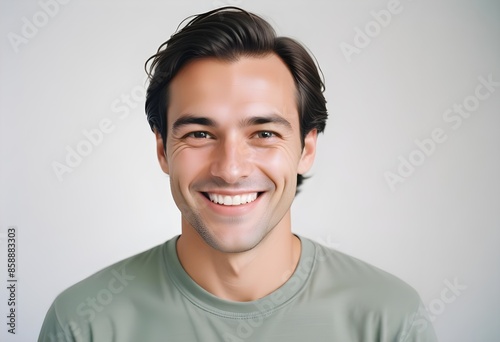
[233,195,241,205]
[207,192,259,206]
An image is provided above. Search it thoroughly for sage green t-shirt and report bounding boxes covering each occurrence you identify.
[38,236,437,341]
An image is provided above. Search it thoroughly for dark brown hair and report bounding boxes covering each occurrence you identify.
[145,6,328,191]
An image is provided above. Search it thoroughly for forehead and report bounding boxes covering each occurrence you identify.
[167,54,298,120]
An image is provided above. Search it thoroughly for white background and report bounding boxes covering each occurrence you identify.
[1,0,499,341]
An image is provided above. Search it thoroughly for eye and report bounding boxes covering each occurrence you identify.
[254,131,276,139]
[186,131,213,139]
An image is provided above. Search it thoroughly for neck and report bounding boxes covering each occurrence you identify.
[176,215,301,302]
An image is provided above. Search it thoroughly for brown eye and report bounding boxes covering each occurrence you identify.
[187,131,212,139]
[256,131,275,139]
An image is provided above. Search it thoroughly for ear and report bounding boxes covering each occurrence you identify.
[297,129,317,175]
[155,130,169,174]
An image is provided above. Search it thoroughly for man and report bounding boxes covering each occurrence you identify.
[39,7,438,341]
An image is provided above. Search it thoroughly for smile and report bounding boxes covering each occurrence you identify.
[205,192,259,206]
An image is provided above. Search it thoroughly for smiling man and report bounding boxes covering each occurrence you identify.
[160,53,315,303]
[39,7,437,342]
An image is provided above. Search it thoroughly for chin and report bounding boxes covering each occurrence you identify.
[200,227,268,254]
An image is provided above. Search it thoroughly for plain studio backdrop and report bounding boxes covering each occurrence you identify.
[1,0,499,341]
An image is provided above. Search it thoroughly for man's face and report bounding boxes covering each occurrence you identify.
[156,54,317,253]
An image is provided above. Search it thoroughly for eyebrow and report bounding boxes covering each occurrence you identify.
[242,114,292,130]
[171,113,293,133]
[172,115,217,133]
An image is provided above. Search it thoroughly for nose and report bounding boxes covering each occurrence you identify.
[210,136,252,184]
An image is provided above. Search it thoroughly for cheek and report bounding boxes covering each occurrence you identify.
[256,147,301,184]
[168,149,208,188]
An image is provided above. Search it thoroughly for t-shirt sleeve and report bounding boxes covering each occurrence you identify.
[400,300,439,342]
[38,303,66,342]
[38,303,85,342]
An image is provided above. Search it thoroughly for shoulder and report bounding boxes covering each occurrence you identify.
[56,240,166,303]
[307,237,419,301]
[302,237,435,341]
[41,241,169,337]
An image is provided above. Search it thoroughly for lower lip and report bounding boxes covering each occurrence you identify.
[200,193,263,216]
